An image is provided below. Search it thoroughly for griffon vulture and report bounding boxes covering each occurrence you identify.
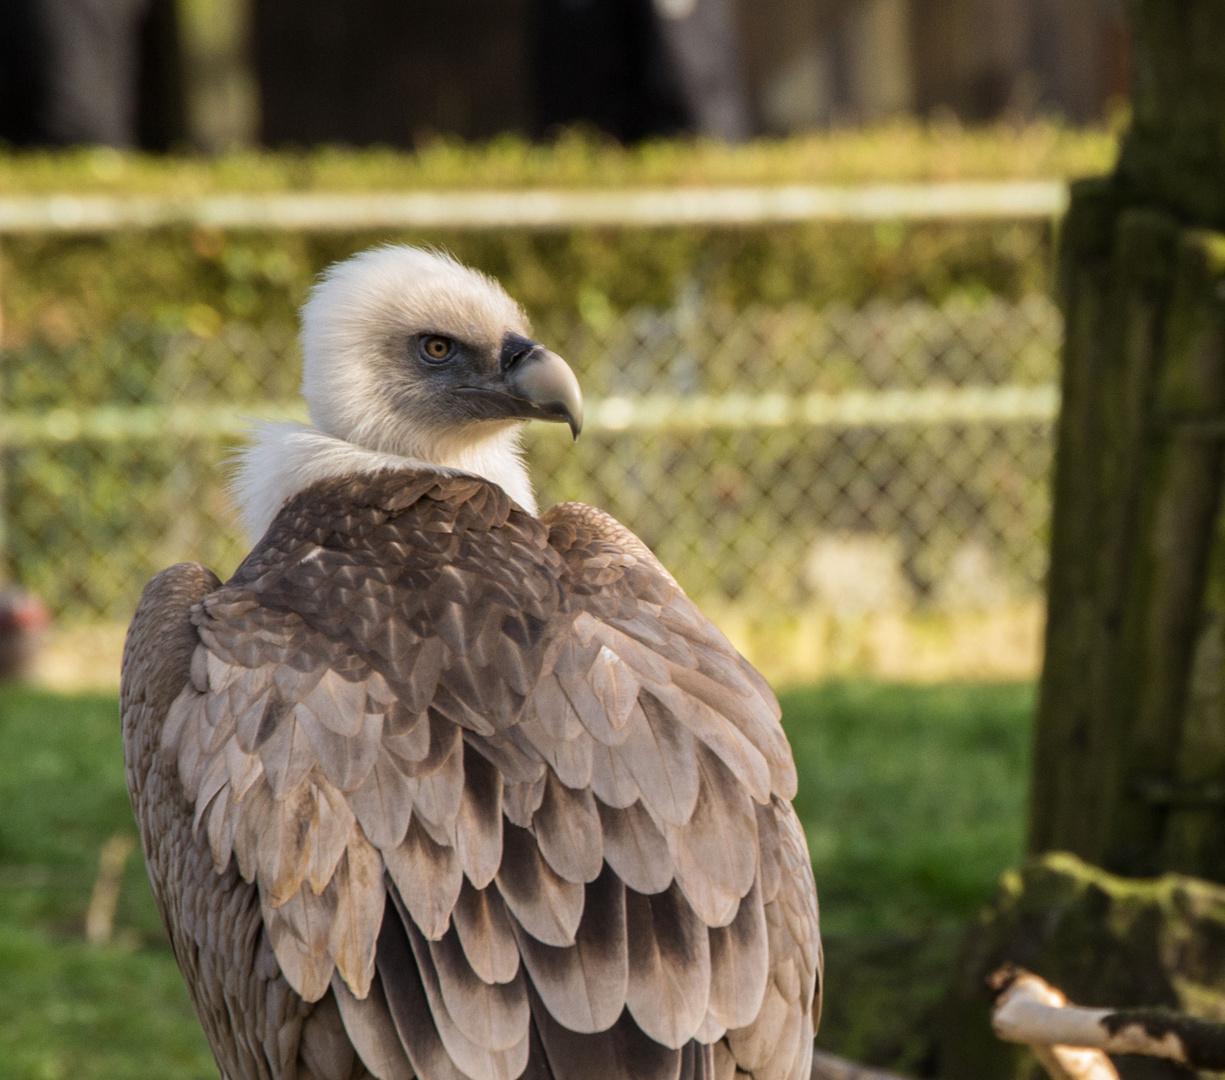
[122,246,820,1080]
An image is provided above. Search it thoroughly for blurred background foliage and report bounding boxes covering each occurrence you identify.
[0,130,1095,670]
[0,0,1161,1072]
[0,124,1116,195]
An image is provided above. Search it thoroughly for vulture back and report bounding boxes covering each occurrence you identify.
[123,469,821,1080]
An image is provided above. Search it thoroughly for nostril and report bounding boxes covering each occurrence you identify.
[504,346,535,372]
[500,333,541,373]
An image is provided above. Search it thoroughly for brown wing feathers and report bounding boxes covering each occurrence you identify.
[133,472,818,1080]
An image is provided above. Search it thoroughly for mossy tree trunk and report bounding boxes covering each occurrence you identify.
[1032,0,1225,881]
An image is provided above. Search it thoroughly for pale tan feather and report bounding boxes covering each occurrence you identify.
[466,729,545,786]
[529,984,683,1080]
[755,987,806,1080]
[328,832,385,998]
[667,667,795,802]
[615,693,699,828]
[516,709,594,789]
[528,669,585,741]
[695,1016,726,1046]
[403,913,530,1080]
[205,783,237,872]
[596,799,672,895]
[225,736,264,800]
[348,751,417,850]
[510,866,627,1035]
[624,883,711,1050]
[189,641,210,691]
[725,985,789,1073]
[705,875,769,1030]
[451,879,520,985]
[383,705,431,765]
[495,823,585,947]
[663,747,759,928]
[267,875,337,959]
[266,898,337,1003]
[532,771,603,884]
[454,742,504,889]
[331,973,416,1080]
[647,680,772,806]
[307,781,359,893]
[502,773,547,828]
[426,927,529,1051]
[192,753,229,836]
[383,816,463,941]
[411,719,465,828]
[298,705,383,793]
[712,1041,737,1080]
[159,683,203,763]
[258,711,318,801]
[257,779,318,908]
[303,669,370,737]
[556,640,640,746]
[589,742,641,809]
[754,801,783,905]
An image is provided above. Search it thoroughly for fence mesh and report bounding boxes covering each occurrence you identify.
[1,291,1060,641]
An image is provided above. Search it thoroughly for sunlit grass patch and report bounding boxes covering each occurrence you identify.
[0,923,212,1080]
[782,680,1033,1072]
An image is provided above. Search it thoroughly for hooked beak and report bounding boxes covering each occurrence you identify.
[460,336,583,439]
[507,346,583,439]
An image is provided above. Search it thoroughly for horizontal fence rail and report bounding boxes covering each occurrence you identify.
[0,181,1069,233]
[0,385,1060,446]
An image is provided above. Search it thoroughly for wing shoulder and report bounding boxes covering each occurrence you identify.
[122,562,222,808]
[540,501,795,801]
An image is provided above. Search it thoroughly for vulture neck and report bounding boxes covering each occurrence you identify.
[233,421,538,542]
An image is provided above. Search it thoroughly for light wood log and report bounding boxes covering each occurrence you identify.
[990,967,1225,1076]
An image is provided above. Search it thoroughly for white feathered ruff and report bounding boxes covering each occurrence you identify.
[233,420,536,542]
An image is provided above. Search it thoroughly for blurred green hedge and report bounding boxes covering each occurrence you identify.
[0,123,1116,195]
[3,219,1059,402]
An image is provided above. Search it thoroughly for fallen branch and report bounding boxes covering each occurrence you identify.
[85,833,134,945]
[989,966,1225,1078]
[809,1049,910,1080]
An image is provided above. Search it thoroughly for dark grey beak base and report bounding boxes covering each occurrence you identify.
[460,343,583,439]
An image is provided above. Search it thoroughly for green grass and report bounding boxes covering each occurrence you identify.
[780,681,1034,1072]
[0,687,213,1080]
[0,680,1034,1078]
[782,681,1034,936]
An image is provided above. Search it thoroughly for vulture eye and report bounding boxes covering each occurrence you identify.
[419,335,456,363]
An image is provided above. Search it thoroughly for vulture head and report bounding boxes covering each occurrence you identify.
[235,246,583,537]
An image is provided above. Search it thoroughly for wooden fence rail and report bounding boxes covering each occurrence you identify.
[0,181,1068,233]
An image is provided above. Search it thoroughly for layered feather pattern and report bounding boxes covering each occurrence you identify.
[132,470,820,1080]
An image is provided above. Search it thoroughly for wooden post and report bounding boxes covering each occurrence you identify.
[1031,1,1225,880]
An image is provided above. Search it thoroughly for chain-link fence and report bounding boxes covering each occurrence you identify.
[0,194,1061,680]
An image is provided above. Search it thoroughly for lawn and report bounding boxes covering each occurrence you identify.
[0,680,1034,1079]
